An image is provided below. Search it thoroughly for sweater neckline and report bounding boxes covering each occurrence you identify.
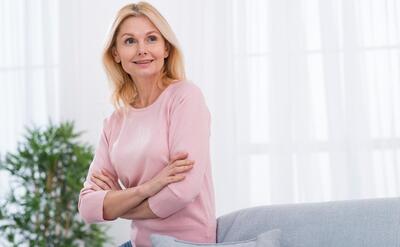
[128,80,182,112]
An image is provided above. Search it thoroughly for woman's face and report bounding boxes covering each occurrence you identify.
[113,16,169,81]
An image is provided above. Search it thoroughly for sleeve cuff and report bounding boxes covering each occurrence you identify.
[79,190,109,223]
[148,186,186,218]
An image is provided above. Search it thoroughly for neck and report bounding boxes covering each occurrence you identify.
[131,74,165,108]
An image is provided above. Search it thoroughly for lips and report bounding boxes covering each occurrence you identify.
[133,59,154,64]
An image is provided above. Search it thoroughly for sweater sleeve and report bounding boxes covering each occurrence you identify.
[78,117,117,224]
[148,84,211,218]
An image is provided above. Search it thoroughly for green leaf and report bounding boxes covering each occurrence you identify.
[7,233,14,242]
[0,120,110,247]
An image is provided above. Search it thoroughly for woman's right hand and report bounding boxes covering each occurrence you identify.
[140,152,194,198]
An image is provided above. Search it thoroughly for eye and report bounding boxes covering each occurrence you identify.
[124,37,136,45]
[147,35,158,42]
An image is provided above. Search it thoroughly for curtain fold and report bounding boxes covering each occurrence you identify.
[1,0,399,219]
[199,0,400,215]
[0,0,59,196]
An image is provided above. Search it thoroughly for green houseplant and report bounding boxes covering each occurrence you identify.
[0,121,111,246]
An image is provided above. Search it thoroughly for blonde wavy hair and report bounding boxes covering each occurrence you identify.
[102,2,186,110]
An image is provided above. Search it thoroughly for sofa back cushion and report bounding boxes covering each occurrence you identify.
[217,197,400,247]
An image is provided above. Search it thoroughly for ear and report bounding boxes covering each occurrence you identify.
[164,43,170,58]
[112,46,121,63]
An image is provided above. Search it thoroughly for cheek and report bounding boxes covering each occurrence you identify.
[120,48,136,61]
[152,46,167,59]
[154,52,166,67]
[119,48,135,70]
[120,61,131,73]
[151,47,166,67]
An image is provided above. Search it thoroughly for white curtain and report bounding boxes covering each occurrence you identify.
[1,0,399,227]
[163,0,400,215]
[0,0,59,196]
[2,0,399,244]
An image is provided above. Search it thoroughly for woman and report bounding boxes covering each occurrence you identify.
[78,2,216,247]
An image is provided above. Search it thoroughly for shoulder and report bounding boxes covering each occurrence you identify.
[102,109,124,136]
[105,109,123,125]
[166,80,210,118]
[168,80,205,102]
[166,80,211,125]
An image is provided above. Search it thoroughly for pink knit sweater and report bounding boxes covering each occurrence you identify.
[78,80,216,246]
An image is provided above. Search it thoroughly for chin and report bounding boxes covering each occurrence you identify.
[134,72,160,78]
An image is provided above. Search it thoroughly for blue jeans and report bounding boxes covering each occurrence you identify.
[119,240,133,247]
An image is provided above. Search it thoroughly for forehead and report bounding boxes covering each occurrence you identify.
[118,15,160,36]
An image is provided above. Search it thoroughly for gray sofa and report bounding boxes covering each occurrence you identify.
[216,197,400,247]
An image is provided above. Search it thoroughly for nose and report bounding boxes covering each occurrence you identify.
[137,42,148,56]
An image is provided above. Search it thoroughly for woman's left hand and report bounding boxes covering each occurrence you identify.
[90,169,122,191]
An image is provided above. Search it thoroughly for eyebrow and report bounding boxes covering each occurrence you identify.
[120,30,159,37]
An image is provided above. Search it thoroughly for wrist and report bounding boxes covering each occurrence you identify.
[136,183,152,199]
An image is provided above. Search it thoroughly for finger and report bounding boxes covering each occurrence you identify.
[170,151,189,163]
[91,183,102,191]
[100,170,121,190]
[171,164,194,175]
[90,175,111,190]
[91,177,109,190]
[171,159,195,167]
[167,174,186,183]
[93,173,117,190]
[101,169,117,180]
[91,175,110,190]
